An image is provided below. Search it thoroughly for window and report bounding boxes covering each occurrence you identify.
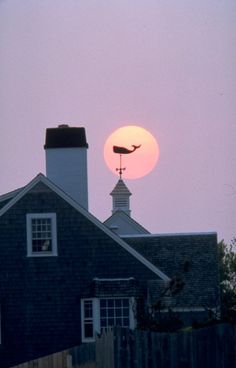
[81,299,99,342]
[81,297,135,342]
[83,300,94,339]
[100,298,130,330]
[26,213,57,256]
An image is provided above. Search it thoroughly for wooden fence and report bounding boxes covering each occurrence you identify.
[11,344,96,368]
[11,323,236,368]
[11,349,71,368]
[113,324,236,368]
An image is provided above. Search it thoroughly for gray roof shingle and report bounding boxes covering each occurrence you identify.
[122,233,220,308]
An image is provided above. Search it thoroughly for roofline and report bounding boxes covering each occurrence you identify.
[0,173,170,281]
[93,277,135,281]
[121,232,218,238]
[0,187,24,203]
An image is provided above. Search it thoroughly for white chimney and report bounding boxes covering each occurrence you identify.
[44,125,89,210]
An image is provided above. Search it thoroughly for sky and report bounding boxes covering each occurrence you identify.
[0,0,235,243]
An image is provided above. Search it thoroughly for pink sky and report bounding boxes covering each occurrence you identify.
[0,0,235,243]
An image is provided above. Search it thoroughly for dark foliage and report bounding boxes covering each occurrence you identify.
[136,276,184,333]
[218,238,236,323]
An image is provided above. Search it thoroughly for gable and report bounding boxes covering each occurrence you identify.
[0,173,170,281]
[104,210,150,236]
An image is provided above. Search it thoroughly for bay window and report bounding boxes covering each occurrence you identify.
[81,297,135,342]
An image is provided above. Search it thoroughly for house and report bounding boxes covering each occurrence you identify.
[0,125,220,367]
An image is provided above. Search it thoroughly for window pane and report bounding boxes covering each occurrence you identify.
[123,308,129,317]
[108,299,114,308]
[100,299,106,308]
[115,299,122,307]
[84,301,93,318]
[116,308,122,317]
[32,239,52,252]
[123,318,129,327]
[100,308,106,317]
[116,318,122,326]
[108,308,114,317]
[108,318,114,326]
[84,323,93,338]
[122,299,129,308]
[101,318,106,327]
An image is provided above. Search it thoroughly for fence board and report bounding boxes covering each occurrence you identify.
[96,328,114,368]
[70,342,95,366]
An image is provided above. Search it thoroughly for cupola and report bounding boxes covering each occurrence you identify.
[110,179,132,216]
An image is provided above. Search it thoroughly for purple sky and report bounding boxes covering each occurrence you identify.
[0,0,235,243]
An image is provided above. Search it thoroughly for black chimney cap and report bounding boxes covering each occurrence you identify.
[44,125,88,149]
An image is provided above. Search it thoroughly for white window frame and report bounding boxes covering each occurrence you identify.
[81,298,100,342]
[81,297,136,343]
[26,213,58,257]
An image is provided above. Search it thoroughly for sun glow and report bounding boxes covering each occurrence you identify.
[104,125,160,179]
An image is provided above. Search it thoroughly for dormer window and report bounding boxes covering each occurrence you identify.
[26,213,57,257]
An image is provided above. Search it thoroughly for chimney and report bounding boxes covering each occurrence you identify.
[44,125,89,210]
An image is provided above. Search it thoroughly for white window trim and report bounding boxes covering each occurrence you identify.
[129,297,136,330]
[81,298,99,343]
[26,213,58,257]
[81,297,136,343]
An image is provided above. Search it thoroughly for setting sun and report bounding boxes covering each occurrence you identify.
[104,126,160,179]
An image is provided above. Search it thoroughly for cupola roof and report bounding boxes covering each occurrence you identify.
[110,179,132,196]
[110,179,132,216]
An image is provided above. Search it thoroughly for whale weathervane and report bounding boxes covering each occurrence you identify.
[113,144,141,178]
[113,144,141,154]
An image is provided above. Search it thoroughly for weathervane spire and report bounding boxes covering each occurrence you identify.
[116,154,126,179]
[113,144,141,179]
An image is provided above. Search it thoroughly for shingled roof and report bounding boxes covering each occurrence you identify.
[122,233,220,309]
[0,187,24,209]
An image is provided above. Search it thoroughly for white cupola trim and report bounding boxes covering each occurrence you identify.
[110,179,132,216]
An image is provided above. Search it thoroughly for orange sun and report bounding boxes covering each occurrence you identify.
[104,125,160,179]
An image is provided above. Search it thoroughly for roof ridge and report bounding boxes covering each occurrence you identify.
[122,231,217,238]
